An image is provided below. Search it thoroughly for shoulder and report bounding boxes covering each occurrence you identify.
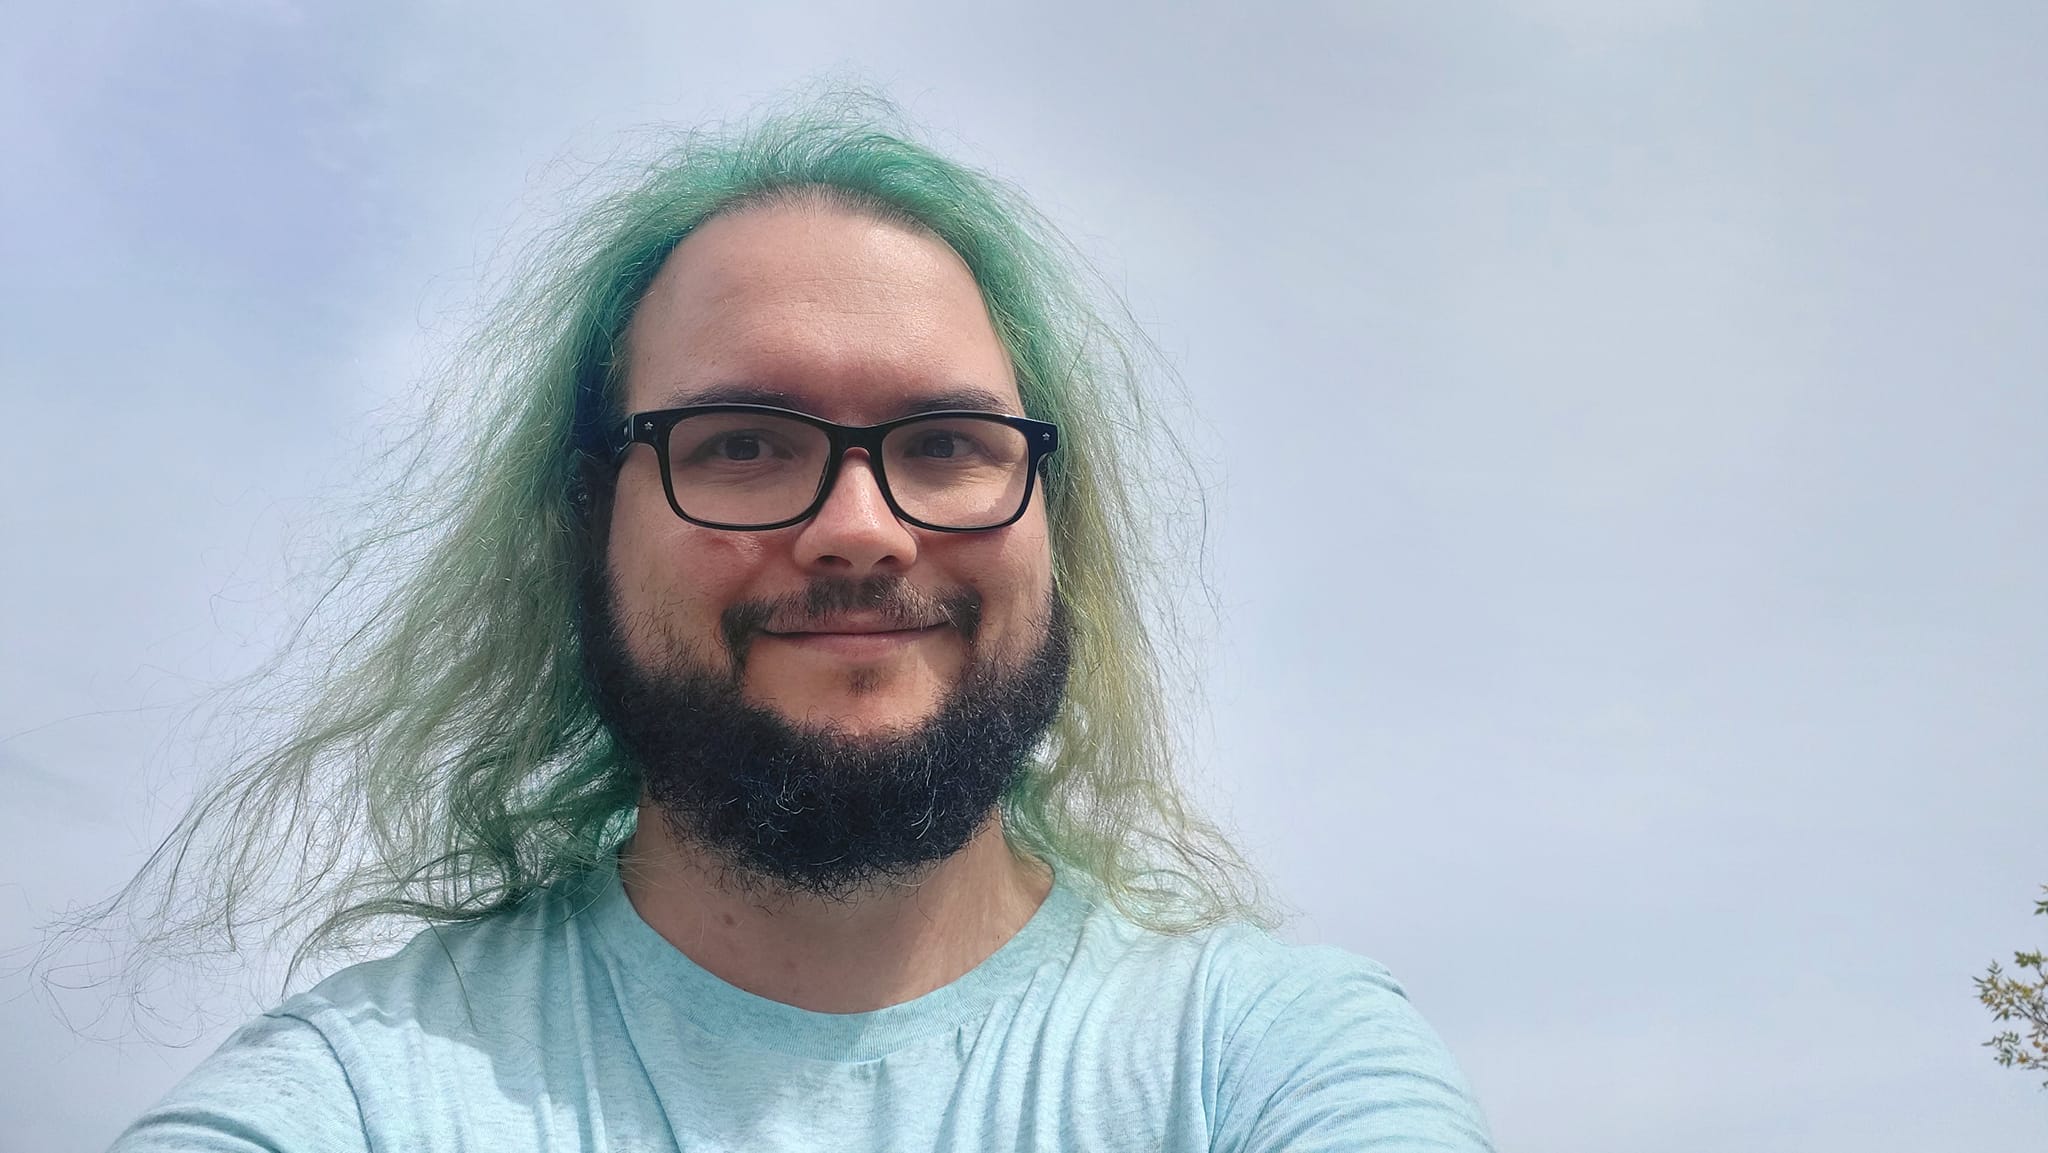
[117,884,598,1152]
[270,879,605,1103]
[299,885,588,1030]
[1065,900,1409,1044]
[1193,926,1429,1064]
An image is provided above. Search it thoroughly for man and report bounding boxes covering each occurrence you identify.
[110,101,1492,1151]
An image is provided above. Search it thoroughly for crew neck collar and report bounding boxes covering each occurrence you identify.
[586,856,1089,1061]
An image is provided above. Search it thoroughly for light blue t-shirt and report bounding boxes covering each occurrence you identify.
[114,864,1492,1151]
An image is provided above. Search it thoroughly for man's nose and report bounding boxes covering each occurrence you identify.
[791,450,918,574]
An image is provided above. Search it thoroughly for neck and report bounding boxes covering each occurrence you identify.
[619,802,1053,1013]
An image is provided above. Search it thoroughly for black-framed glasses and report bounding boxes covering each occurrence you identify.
[608,404,1060,532]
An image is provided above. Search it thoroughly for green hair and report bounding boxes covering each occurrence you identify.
[93,94,1271,995]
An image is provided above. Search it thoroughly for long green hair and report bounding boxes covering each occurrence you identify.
[88,93,1270,995]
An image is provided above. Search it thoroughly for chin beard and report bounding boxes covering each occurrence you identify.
[580,572,1071,902]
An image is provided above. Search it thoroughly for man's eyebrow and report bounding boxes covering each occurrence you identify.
[656,383,799,409]
[898,387,1019,416]
[653,384,1021,417]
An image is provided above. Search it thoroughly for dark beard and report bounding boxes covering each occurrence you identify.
[580,571,1071,902]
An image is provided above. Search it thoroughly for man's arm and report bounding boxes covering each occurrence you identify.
[111,1013,371,1153]
[1215,951,1495,1152]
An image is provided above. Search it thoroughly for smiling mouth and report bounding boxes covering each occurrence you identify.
[766,626,942,636]
[755,623,950,658]
[760,614,950,638]
[718,579,983,669]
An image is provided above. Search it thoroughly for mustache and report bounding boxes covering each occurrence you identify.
[719,577,983,665]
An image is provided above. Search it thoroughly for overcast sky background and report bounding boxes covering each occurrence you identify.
[4,2,2046,1149]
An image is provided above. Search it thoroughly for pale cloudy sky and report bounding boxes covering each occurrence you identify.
[4,3,2047,1149]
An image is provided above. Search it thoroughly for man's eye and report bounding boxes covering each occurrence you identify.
[716,434,764,461]
[682,431,790,464]
[908,431,981,460]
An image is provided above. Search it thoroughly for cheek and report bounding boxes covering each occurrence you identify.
[966,514,1055,649]
[606,477,768,662]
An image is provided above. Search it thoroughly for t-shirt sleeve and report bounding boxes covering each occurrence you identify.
[1214,950,1495,1153]
[109,1011,371,1153]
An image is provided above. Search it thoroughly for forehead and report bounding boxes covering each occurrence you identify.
[621,204,1021,420]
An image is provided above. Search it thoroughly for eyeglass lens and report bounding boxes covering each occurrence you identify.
[664,412,1033,529]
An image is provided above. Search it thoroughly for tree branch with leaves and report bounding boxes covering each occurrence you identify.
[1977,886,2048,1088]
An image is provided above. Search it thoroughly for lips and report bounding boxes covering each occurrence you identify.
[760,615,947,638]
[753,620,949,660]
[716,579,983,660]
